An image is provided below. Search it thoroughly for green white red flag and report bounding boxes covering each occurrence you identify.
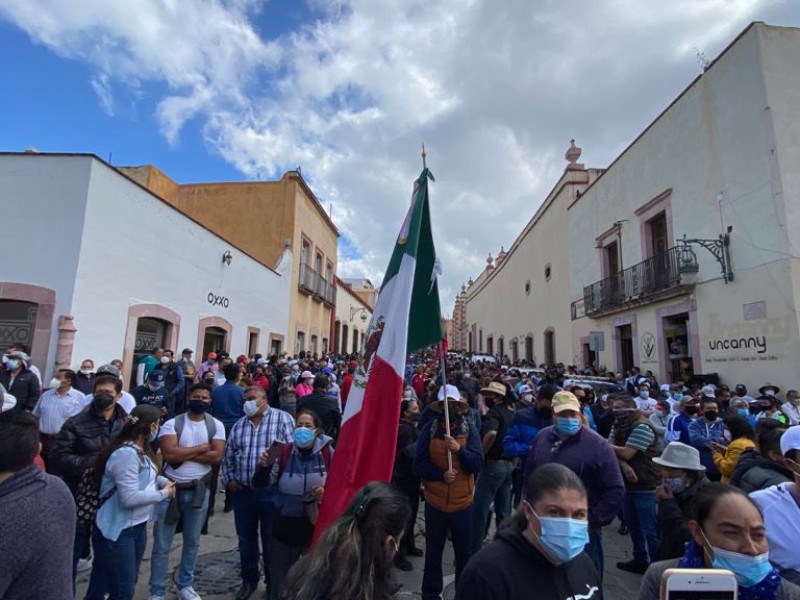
[313,167,444,541]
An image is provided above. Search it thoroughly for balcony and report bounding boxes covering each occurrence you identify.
[581,245,692,318]
[299,263,336,306]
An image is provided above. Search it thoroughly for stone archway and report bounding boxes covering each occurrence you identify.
[122,304,181,389]
[196,316,233,361]
[0,282,56,372]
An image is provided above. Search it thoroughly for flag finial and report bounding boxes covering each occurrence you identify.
[421,142,427,169]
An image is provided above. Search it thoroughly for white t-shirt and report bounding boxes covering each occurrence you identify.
[635,397,659,413]
[750,483,800,571]
[160,415,226,483]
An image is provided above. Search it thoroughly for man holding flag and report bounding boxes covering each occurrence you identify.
[311,164,452,549]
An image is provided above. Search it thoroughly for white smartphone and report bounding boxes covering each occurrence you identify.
[661,568,737,600]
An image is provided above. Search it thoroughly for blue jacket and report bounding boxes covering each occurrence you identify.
[211,382,245,427]
[688,417,726,476]
[502,406,553,460]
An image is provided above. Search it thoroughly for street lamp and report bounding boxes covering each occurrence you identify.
[676,227,733,283]
[350,307,369,323]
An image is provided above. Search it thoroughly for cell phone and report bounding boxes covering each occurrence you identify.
[264,440,286,465]
[661,568,737,600]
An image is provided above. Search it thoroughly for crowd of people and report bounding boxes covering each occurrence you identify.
[2,342,800,600]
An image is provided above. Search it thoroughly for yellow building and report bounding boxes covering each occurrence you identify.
[118,165,339,356]
[333,277,373,355]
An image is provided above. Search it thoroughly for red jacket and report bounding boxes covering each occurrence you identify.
[341,373,354,407]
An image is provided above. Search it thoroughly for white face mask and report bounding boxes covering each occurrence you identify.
[80,368,93,376]
[49,378,62,389]
[160,356,170,365]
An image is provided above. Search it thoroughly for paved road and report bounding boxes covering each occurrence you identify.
[77,492,644,599]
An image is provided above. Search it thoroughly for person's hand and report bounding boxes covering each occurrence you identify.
[444,469,457,484]
[162,481,176,498]
[709,441,725,454]
[443,435,460,453]
[226,480,242,495]
[621,462,638,483]
[655,484,673,502]
[313,485,324,503]
[160,407,168,416]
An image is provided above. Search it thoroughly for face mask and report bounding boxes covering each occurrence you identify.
[704,411,718,421]
[92,392,115,412]
[6,359,20,371]
[160,356,170,365]
[738,408,750,418]
[640,391,650,399]
[685,405,698,416]
[187,399,209,414]
[663,476,686,494]
[49,378,62,389]
[243,400,261,417]
[528,507,590,564]
[294,427,315,448]
[704,533,772,588]
[150,426,160,443]
[556,417,581,436]
[80,368,92,376]
[403,390,414,399]
[523,393,534,404]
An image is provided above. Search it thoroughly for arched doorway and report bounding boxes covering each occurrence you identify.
[202,326,227,358]
[123,303,180,390]
[525,335,534,364]
[131,317,170,383]
[0,283,56,371]
[510,339,519,364]
[341,324,349,354]
[544,328,556,366]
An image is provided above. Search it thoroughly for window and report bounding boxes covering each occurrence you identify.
[296,331,305,353]
[325,261,333,283]
[322,338,329,354]
[248,330,259,356]
[648,212,668,258]
[544,264,552,281]
[315,252,323,274]
[310,335,318,355]
[604,241,620,277]
[301,239,311,265]
[544,329,555,365]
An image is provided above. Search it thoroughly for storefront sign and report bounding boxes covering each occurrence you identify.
[207,293,230,308]
[640,332,657,364]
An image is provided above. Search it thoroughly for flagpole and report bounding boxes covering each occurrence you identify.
[439,340,453,472]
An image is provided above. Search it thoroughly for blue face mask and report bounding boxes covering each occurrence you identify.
[5,359,20,370]
[556,417,581,436]
[294,427,315,448]
[738,408,750,418]
[711,545,772,588]
[640,390,650,399]
[529,506,589,564]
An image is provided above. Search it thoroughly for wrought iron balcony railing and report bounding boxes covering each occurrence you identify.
[299,264,336,306]
[582,245,688,317]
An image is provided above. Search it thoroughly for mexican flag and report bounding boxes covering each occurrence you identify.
[313,167,444,540]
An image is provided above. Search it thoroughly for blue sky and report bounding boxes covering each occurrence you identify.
[1,1,799,313]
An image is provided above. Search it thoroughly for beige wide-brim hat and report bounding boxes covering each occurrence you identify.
[481,381,507,397]
[653,442,705,471]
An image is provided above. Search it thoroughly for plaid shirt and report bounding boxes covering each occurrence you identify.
[222,409,295,486]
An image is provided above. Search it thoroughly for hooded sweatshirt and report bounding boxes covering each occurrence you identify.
[0,465,76,599]
[456,523,603,600]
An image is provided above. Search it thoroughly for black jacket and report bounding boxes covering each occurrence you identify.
[0,369,40,411]
[392,419,420,491]
[72,372,95,396]
[49,404,128,493]
[730,448,792,492]
[297,391,341,442]
[657,477,709,560]
[456,522,603,600]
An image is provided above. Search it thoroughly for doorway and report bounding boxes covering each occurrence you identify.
[202,326,227,360]
[664,313,693,382]
[525,335,534,364]
[544,329,555,366]
[132,317,169,383]
[617,324,634,374]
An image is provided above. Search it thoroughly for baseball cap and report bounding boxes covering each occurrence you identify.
[780,425,800,457]
[552,391,581,414]
[518,384,533,395]
[207,352,218,360]
[148,371,165,382]
[701,385,716,399]
[660,384,671,393]
[96,364,121,378]
[182,348,193,355]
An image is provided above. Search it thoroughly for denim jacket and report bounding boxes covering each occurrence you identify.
[96,444,169,541]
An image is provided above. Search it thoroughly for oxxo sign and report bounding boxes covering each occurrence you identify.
[207,293,230,308]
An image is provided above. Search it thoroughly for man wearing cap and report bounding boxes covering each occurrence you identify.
[0,349,40,412]
[471,381,516,552]
[751,426,800,584]
[132,370,172,418]
[297,374,342,442]
[415,384,483,600]
[196,352,219,384]
[177,348,195,374]
[525,390,624,578]
[687,396,725,481]
[652,442,708,560]
[73,364,136,415]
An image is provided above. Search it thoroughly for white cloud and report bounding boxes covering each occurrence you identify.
[2,0,798,310]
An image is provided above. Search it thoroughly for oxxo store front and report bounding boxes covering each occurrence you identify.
[0,153,290,385]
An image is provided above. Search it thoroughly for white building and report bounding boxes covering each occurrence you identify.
[570,22,800,389]
[0,152,291,386]
[333,276,373,355]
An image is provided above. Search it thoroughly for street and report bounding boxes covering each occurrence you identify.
[77,490,644,600]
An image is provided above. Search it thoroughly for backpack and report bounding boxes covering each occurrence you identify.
[665,414,681,443]
[75,444,143,525]
[174,413,217,441]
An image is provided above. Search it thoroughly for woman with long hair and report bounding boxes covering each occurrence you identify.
[457,463,600,600]
[85,404,175,600]
[641,483,800,600]
[712,414,756,483]
[281,481,410,600]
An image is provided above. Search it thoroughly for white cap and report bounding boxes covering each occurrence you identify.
[701,385,717,399]
[660,384,671,392]
[780,425,800,457]
[437,384,461,402]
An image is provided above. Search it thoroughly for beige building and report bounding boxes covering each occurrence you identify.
[463,22,800,392]
[340,277,378,309]
[119,165,339,356]
[463,142,603,365]
[333,277,373,355]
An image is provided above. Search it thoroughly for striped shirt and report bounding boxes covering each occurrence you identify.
[609,423,656,452]
[222,409,295,487]
[32,387,85,434]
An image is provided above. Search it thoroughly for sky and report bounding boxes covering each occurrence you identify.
[1,0,799,315]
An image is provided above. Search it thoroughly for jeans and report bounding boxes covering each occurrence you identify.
[585,529,604,581]
[150,488,210,596]
[85,522,147,600]
[422,503,473,600]
[622,490,659,564]
[233,485,274,585]
[72,521,92,596]
[471,460,513,552]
